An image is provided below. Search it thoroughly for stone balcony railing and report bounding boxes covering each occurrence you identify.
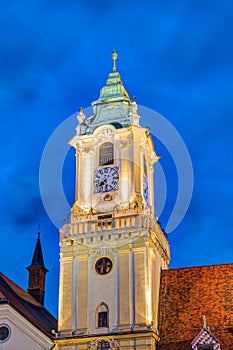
[61,214,155,237]
[60,213,170,263]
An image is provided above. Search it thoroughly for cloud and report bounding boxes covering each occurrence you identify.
[0,0,232,315]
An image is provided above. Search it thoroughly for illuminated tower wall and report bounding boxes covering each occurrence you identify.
[55,53,170,350]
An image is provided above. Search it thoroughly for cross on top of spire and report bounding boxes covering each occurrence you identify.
[27,227,47,269]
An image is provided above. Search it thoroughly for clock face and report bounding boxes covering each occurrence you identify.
[143,175,149,205]
[94,166,119,193]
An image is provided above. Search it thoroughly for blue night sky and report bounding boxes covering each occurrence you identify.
[0,1,233,317]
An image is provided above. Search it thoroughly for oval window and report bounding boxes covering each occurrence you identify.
[0,325,10,343]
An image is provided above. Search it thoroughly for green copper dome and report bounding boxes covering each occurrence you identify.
[93,70,130,104]
[86,51,132,133]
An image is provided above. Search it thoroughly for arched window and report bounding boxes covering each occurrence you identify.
[143,154,147,177]
[96,303,109,328]
[97,341,110,350]
[99,142,114,166]
[35,270,40,286]
[29,269,40,288]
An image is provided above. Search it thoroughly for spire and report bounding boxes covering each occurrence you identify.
[94,50,130,104]
[27,227,48,305]
[28,225,46,269]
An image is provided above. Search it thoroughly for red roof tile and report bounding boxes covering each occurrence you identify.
[158,264,233,350]
[0,272,57,337]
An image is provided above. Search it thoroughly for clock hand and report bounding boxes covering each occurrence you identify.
[100,176,108,189]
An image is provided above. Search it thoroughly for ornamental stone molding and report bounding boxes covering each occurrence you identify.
[87,337,119,350]
[90,248,117,264]
[117,138,131,149]
[97,127,114,141]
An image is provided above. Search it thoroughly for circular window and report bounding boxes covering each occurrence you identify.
[0,325,10,343]
[95,257,112,275]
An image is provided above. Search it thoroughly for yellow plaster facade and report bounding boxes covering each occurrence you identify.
[55,54,170,350]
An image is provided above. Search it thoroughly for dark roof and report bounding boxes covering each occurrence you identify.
[158,263,233,350]
[27,232,47,270]
[0,272,57,337]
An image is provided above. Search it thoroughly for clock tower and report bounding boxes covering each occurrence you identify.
[54,52,170,350]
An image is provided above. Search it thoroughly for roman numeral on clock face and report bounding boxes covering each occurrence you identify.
[94,166,119,193]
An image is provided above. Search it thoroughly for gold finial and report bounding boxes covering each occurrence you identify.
[111,50,118,72]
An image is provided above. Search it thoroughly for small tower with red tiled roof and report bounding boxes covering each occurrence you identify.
[27,227,48,305]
